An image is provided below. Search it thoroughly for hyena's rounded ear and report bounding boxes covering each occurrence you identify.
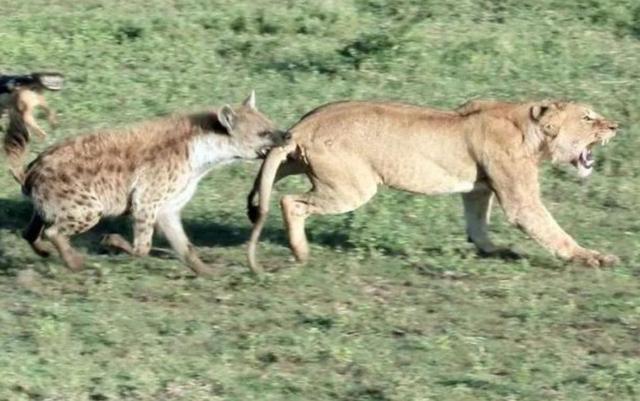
[243,90,257,111]
[219,105,236,133]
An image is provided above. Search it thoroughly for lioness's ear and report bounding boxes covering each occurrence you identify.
[243,90,257,111]
[219,105,236,132]
[530,103,550,121]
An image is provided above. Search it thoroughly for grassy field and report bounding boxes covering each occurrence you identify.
[1,0,640,400]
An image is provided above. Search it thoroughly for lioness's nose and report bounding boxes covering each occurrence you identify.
[608,122,618,130]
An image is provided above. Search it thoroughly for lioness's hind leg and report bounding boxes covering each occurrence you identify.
[281,195,311,263]
[281,181,377,263]
[462,189,496,253]
[462,189,520,259]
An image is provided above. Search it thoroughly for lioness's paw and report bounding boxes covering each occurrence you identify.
[571,249,619,268]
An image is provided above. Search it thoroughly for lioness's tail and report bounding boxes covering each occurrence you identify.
[3,111,31,184]
[247,143,296,274]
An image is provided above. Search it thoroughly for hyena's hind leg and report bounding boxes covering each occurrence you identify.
[43,210,103,271]
[22,211,53,257]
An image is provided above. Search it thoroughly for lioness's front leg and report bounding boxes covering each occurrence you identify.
[490,162,618,267]
[462,188,519,259]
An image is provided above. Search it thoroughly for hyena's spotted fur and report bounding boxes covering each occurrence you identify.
[17,92,287,275]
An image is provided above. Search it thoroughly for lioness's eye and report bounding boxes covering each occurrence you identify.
[582,115,593,122]
[258,130,271,137]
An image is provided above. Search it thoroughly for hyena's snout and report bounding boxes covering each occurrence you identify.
[267,129,292,147]
[254,130,290,158]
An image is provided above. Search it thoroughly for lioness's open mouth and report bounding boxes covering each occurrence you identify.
[571,136,612,177]
[571,147,595,177]
[573,148,594,167]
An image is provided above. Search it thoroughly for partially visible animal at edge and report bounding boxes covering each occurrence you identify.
[10,91,289,275]
[1,72,64,183]
[246,99,619,274]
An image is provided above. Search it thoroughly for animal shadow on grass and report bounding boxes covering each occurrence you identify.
[186,218,352,250]
[0,197,349,268]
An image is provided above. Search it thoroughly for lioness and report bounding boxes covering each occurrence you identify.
[246,99,619,273]
[14,91,288,275]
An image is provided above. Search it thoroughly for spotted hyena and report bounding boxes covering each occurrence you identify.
[14,91,288,275]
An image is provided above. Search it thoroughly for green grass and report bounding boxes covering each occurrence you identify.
[1,0,640,400]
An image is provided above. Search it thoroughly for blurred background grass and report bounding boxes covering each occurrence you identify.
[1,1,639,400]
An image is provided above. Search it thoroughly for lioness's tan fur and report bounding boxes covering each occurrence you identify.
[247,99,619,273]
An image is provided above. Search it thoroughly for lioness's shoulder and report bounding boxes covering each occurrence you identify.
[455,99,518,116]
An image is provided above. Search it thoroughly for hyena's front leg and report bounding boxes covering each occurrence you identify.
[100,233,135,254]
[155,209,215,276]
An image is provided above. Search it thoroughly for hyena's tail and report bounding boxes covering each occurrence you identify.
[247,142,297,274]
[3,109,31,184]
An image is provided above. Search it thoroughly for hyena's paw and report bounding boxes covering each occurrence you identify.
[64,252,85,272]
[29,239,54,258]
[181,245,218,277]
[100,234,134,255]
